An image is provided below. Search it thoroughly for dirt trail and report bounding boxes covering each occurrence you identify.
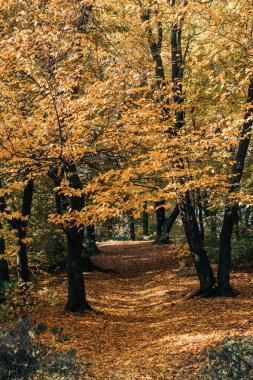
[35,242,253,379]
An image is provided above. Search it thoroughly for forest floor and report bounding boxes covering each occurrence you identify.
[33,242,253,379]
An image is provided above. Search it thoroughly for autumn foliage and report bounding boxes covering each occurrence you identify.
[0,0,252,378]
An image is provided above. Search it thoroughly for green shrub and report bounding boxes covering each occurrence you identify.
[232,230,253,266]
[198,338,253,380]
[205,228,219,262]
[0,282,35,320]
[29,229,66,273]
[0,318,87,379]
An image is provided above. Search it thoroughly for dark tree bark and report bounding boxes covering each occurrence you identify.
[0,218,8,302]
[77,3,93,33]
[233,205,240,238]
[82,253,100,272]
[180,192,215,294]
[141,6,178,245]
[0,240,8,285]
[44,4,93,311]
[0,258,9,303]
[16,179,34,282]
[141,9,165,91]
[141,5,173,123]
[217,78,253,297]
[159,204,180,243]
[155,202,179,244]
[165,205,180,234]
[168,0,215,294]
[202,191,219,251]
[65,167,91,312]
[141,0,215,293]
[65,227,89,312]
[86,225,101,255]
[51,165,90,312]
[0,179,33,282]
[0,259,9,283]
[0,186,9,285]
[0,234,5,256]
[129,213,136,241]
[82,252,114,273]
[155,201,166,242]
[196,189,205,245]
[142,202,149,236]
[170,2,185,132]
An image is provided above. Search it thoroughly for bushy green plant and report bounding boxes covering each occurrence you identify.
[0,318,87,379]
[198,338,253,380]
[232,230,253,266]
[29,229,66,273]
[205,229,219,262]
[0,282,35,320]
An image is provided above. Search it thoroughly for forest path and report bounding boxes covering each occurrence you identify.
[36,242,253,379]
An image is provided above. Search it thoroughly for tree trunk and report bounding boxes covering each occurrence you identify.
[196,189,205,245]
[129,213,136,241]
[217,207,237,296]
[16,179,33,282]
[51,165,91,312]
[0,235,5,256]
[159,204,179,243]
[155,201,166,243]
[0,184,9,284]
[142,203,149,236]
[141,10,165,90]
[0,221,9,284]
[180,192,216,294]
[0,258,9,303]
[142,0,214,292]
[140,6,170,119]
[66,227,90,311]
[17,232,30,282]
[234,205,240,238]
[86,225,100,255]
[82,252,113,273]
[82,253,98,272]
[168,0,215,294]
[0,259,9,283]
[65,166,90,311]
[217,78,253,296]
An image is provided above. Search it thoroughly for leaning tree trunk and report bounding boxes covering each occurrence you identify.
[196,189,205,245]
[180,192,215,294]
[233,205,241,239]
[160,204,179,243]
[142,0,215,292]
[217,78,253,297]
[169,0,215,294]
